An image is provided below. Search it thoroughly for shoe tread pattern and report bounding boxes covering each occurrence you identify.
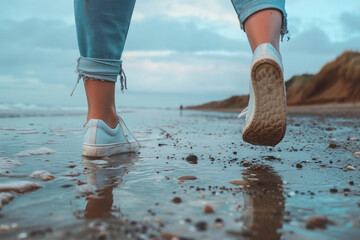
[242,59,287,146]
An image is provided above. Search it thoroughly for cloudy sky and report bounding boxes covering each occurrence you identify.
[0,0,359,109]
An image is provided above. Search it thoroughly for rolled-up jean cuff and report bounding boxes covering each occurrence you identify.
[234,0,288,41]
[76,57,122,82]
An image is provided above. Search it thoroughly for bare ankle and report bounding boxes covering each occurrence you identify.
[87,111,118,129]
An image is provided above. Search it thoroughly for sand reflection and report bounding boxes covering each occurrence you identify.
[241,165,285,240]
[82,153,138,219]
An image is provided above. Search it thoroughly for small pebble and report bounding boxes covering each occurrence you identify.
[30,170,55,181]
[353,152,360,157]
[186,154,198,164]
[330,188,338,193]
[195,221,208,231]
[306,216,334,230]
[214,218,224,228]
[0,224,9,231]
[242,161,250,167]
[328,143,338,149]
[75,181,86,185]
[153,218,163,223]
[178,175,197,181]
[344,166,356,171]
[296,163,303,168]
[171,197,182,204]
[18,232,27,239]
[204,205,214,214]
[161,232,178,240]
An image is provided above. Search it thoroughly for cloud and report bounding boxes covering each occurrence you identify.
[126,17,248,52]
[284,28,332,54]
[0,0,74,23]
[0,18,77,50]
[122,52,250,94]
[0,16,251,90]
[133,0,238,27]
[340,11,360,34]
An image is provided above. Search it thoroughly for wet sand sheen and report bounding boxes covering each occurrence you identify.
[0,108,359,239]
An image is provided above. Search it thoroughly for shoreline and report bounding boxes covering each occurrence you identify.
[185,103,360,118]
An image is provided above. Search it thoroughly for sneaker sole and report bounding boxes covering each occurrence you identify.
[82,142,139,157]
[242,59,287,146]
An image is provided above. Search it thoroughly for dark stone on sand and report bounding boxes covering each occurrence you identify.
[195,221,208,231]
[178,176,197,181]
[186,154,198,164]
[185,218,192,223]
[306,216,335,230]
[264,155,281,161]
[330,188,338,193]
[296,163,303,168]
[214,218,224,227]
[28,227,53,237]
[328,142,338,149]
[172,197,182,204]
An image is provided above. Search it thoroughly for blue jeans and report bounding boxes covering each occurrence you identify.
[73,0,288,90]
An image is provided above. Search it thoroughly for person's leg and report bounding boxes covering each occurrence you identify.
[231,0,288,146]
[244,9,282,53]
[84,80,117,128]
[74,0,135,128]
[74,0,140,157]
[231,0,288,51]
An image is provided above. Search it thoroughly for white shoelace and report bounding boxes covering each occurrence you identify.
[117,116,140,146]
[238,106,248,119]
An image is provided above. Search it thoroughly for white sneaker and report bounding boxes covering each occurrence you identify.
[82,116,140,157]
[238,43,287,146]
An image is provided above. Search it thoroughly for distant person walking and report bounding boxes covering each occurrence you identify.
[73,0,288,157]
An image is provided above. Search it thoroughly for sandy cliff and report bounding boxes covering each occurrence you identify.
[186,51,360,110]
[287,51,360,105]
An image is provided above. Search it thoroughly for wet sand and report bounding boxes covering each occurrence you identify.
[0,108,359,239]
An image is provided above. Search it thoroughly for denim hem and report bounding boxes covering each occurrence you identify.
[232,0,289,41]
[70,57,127,96]
[77,57,122,82]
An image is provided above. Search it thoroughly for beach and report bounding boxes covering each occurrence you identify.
[186,103,360,118]
[0,108,359,240]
